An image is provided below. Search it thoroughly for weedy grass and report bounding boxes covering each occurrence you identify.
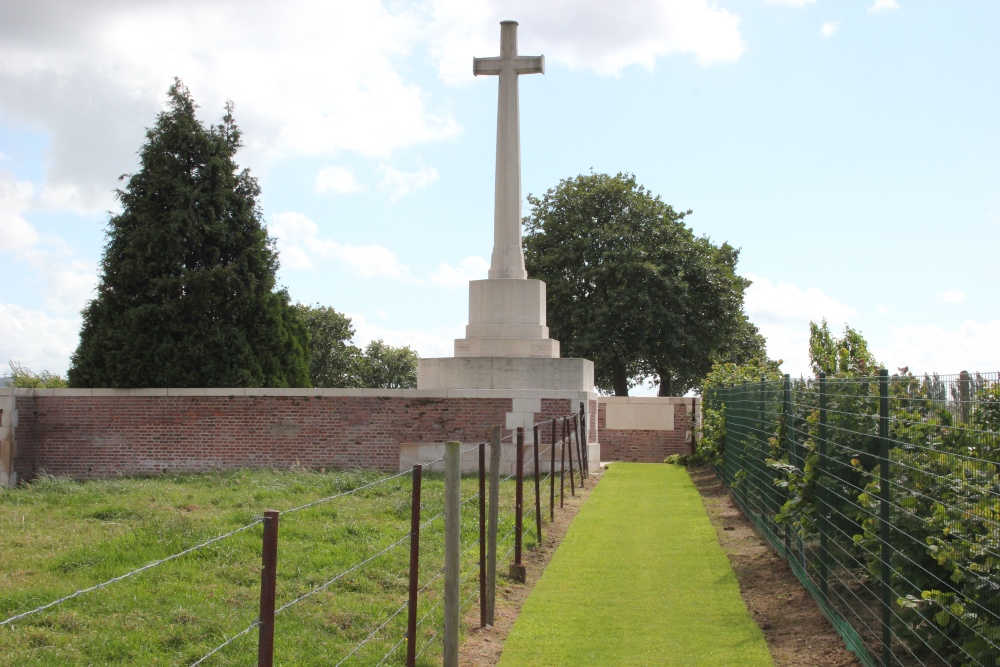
[0,467,529,666]
[498,463,774,667]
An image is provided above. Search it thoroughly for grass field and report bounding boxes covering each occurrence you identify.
[497,463,774,667]
[0,467,527,666]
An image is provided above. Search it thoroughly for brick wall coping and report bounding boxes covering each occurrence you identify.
[0,387,595,401]
[600,396,699,405]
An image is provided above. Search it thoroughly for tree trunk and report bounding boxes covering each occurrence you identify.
[611,359,629,396]
[656,367,672,397]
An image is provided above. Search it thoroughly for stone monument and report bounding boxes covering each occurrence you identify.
[417,21,594,393]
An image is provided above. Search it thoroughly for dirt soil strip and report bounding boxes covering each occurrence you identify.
[688,465,863,667]
[458,469,601,667]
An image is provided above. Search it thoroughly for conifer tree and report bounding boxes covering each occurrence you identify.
[69,80,309,388]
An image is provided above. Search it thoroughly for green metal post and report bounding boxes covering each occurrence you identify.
[758,377,767,528]
[781,374,798,560]
[818,372,829,600]
[878,369,893,666]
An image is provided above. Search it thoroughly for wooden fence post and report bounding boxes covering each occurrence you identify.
[485,426,501,625]
[443,441,461,667]
[406,465,422,667]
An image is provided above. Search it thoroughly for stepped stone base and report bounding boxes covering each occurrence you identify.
[417,356,594,392]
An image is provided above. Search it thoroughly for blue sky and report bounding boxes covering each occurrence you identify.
[1,0,997,390]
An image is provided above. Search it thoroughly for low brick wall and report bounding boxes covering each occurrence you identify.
[598,397,698,463]
[6,389,589,481]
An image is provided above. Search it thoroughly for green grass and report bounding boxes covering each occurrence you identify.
[0,467,531,666]
[498,463,774,667]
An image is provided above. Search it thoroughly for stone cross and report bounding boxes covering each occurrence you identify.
[474,21,544,280]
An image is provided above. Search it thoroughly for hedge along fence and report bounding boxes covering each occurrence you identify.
[1,409,590,666]
[709,371,1000,667]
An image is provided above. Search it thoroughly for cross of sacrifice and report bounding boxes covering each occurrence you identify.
[473,21,544,280]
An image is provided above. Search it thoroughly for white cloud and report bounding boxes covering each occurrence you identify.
[821,21,842,37]
[348,311,461,359]
[766,0,815,6]
[880,320,1000,376]
[937,289,966,304]
[379,164,439,202]
[269,211,415,281]
[0,171,39,251]
[743,273,858,377]
[0,0,461,213]
[427,0,745,84]
[869,0,900,13]
[0,303,80,376]
[315,165,365,195]
[430,256,489,287]
[878,305,889,315]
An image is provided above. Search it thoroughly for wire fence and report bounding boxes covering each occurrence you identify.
[0,404,591,666]
[709,370,1000,667]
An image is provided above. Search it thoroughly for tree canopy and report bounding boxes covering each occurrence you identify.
[523,172,764,396]
[69,80,309,388]
[294,303,419,389]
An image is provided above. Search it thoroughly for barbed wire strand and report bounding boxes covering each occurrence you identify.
[333,599,408,667]
[275,534,410,616]
[189,619,260,666]
[0,518,263,627]
[281,469,413,516]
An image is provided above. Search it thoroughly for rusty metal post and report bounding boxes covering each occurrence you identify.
[533,424,542,543]
[565,417,576,497]
[549,419,556,521]
[478,443,486,628]
[579,401,588,474]
[559,423,565,509]
[509,427,526,582]
[406,465,423,667]
[573,413,585,487]
[257,510,279,667]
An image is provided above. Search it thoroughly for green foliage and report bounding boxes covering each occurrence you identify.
[292,304,418,389]
[356,339,418,389]
[292,303,362,388]
[523,172,759,396]
[721,321,1000,665]
[692,358,783,467]
[6,361,68,389]
[68,80,308,388]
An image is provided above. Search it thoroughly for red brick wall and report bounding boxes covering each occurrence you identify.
[13,395,513,479]
[598,400,696,463]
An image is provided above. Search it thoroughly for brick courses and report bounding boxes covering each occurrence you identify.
[13,394,516,478]
[598,399,696,463]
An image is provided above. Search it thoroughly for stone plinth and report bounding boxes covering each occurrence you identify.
[454,279,559,358]
[417,357,593,392]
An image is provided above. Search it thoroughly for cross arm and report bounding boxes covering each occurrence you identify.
[473,57,503,76]
[513,55,544,75]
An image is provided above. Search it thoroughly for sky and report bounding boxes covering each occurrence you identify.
[0,0,997,392]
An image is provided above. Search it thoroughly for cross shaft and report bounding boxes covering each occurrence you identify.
[473,21,544,280]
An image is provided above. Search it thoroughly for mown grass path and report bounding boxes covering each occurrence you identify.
[497,463,774,666]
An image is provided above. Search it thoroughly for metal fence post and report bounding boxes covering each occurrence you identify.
[257,509,279,667]
[559,423,566,509]
[818,373,829,601]
[549,419,556,521]
[878,369,894,667]
[509,427,526,582]
[565,417,576,497]
[533,424,542,543]
[579,402,588,474]
[443,441,461,667]
[781,375,792,557]
[406,465,423,667]
[486,427,501,626]
[573,414,585,487]
[478,443,486,628]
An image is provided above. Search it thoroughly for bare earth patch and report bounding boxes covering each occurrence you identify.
[458,470,600,667]
[688,465,862,667]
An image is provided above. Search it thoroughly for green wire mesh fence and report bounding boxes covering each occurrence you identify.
[709,370,1000,667]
